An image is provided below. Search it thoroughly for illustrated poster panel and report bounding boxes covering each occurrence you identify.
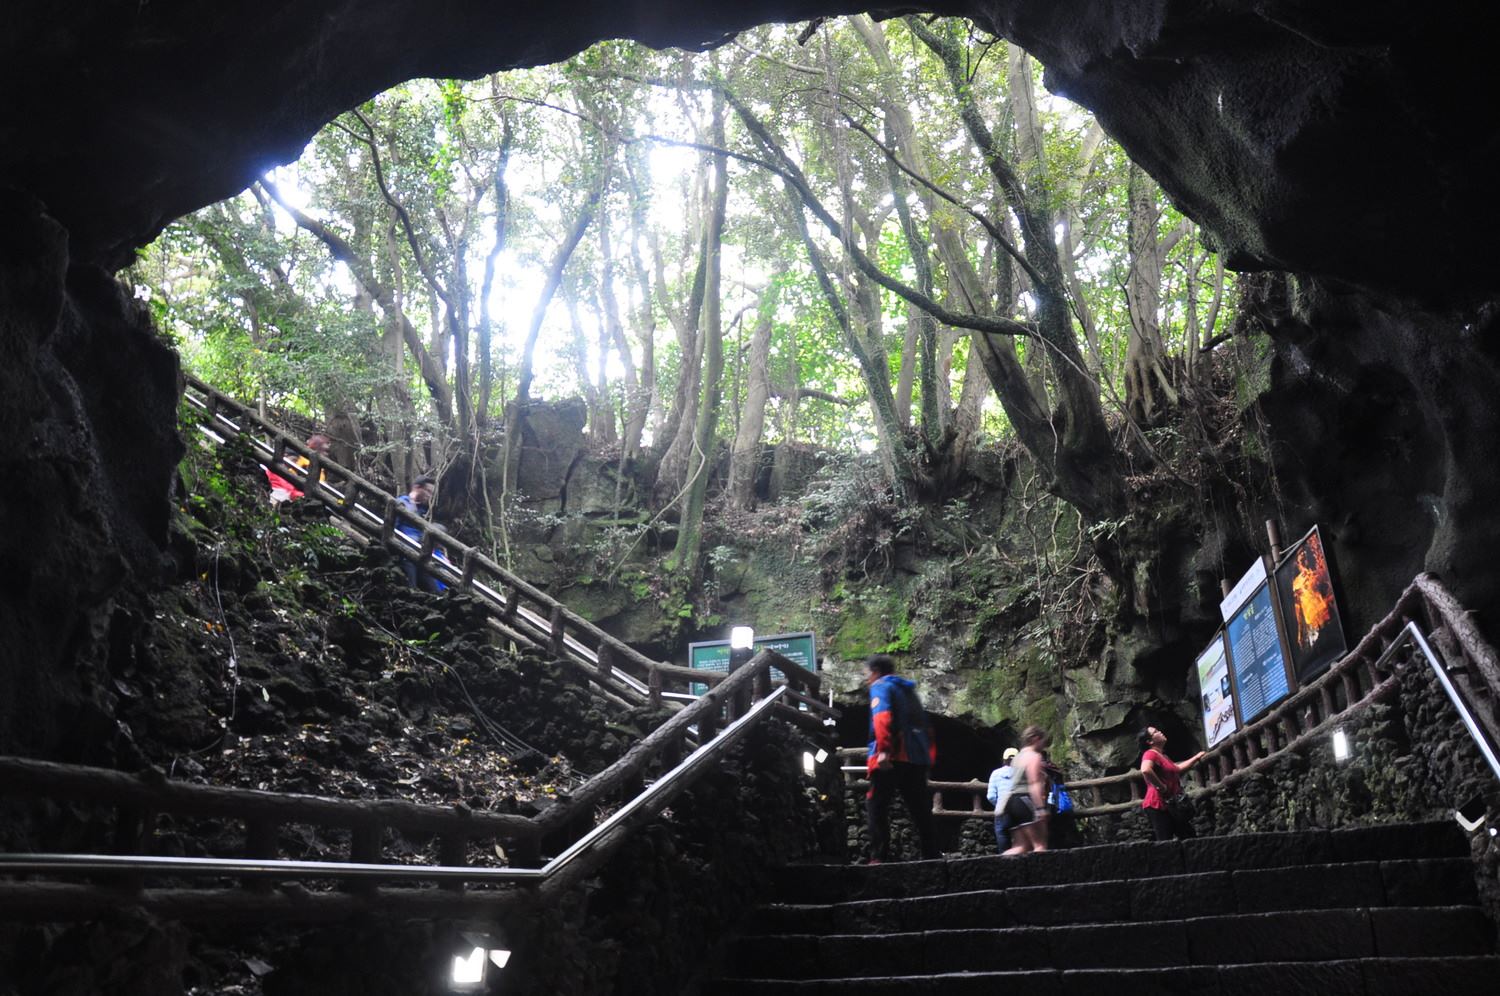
[1273,527,1347,684]
[1196,632,1238,748]
[1225,583,1291,723]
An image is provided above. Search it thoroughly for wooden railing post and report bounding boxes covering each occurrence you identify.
[597,643,615,682]
[439,834,467,894]
[648,668,663,711]
[753,664,771,702]
[513,834,541,869]
[548,604,566,659]
[348,823,382,897]
[245,817,278,894]
[303,453,322,499]
[460,548,479,591]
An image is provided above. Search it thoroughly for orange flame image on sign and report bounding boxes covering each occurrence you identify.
[1290,534,1335,649]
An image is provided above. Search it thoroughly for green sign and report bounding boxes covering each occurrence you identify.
[687,631,817,694]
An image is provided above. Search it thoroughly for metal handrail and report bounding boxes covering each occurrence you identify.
[0,654,816,894]
[1412,623,1500,782]
[0,688,788,885]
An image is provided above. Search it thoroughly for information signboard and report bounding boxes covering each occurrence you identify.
[1195,631,1238,748]
[1220,555,1269,622]
[1273,525,1347,684]
[687,631,817,695]
[1224,567,1293,724]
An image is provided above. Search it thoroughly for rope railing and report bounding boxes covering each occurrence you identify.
[0,650,824,921]
[180,375,827,711]
[842,574,1499,823]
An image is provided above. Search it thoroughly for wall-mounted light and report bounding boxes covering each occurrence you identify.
[1332,729,1350,762]
[802,751,817,777]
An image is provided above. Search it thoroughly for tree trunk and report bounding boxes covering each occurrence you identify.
[656,165,713,495]
[669,92,729,577]
[1124,162,1180,424]
[727,288,778,508]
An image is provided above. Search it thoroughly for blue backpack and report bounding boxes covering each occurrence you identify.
[1048,782,1075,814]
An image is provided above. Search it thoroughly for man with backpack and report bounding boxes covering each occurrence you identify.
[865,654,939,863]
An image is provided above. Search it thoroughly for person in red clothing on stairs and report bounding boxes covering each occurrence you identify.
[864,654,939,863]
[1138,725,1207,840]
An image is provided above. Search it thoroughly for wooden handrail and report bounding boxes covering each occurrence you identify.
[0,757,538,841]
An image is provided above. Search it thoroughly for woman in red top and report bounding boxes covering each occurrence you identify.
[1138,726,1206,841]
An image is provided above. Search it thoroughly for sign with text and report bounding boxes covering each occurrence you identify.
[1273,526,1347,685]
[1220,555,1270,622]
[1225,570,1293,724]
[1196,631,1238,748]
[687,631,818,695]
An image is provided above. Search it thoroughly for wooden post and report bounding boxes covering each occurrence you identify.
[1281,714,1300,744]
[548,604,566,659]
[111,806,154,894]
[348,823,382,896]
[753,664,771,702]
[1342,670,1361,707]
[245,817,278,894]
[513,834,541,869]
[698,706,719,741]
[439,835,467,894]
[502,585,521,624]
[416,531,437,590]
[380,500,398,543]
[648,668,663,710]
[304,453,323,500]
[597,643,615,682]
[271,437,288,467]
[460,549,479,591]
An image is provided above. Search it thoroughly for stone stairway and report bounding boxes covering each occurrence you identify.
[715,822,1497,994]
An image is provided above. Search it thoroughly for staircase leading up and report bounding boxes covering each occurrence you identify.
[717,821,1496,995]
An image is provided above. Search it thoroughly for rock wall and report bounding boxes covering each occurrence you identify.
[0,190,183,761]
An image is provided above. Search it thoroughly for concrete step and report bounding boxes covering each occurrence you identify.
[715,955,1500,995]
[777,822,1469,904]
[746,858,1478,934]
[725,906,1494,980]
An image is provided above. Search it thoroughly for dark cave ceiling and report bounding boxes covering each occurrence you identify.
[3,1,1497,305]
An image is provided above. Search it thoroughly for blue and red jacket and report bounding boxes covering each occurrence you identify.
[867,673,935,773]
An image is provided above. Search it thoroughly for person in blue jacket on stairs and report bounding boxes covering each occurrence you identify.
[865,654,939,863]
[395,474,448,593]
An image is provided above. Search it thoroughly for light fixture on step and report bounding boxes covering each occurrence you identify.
[1331,728,1350,762]
[1455,794,1487,834]
[803,746,832,778]
[450,932,511,991]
